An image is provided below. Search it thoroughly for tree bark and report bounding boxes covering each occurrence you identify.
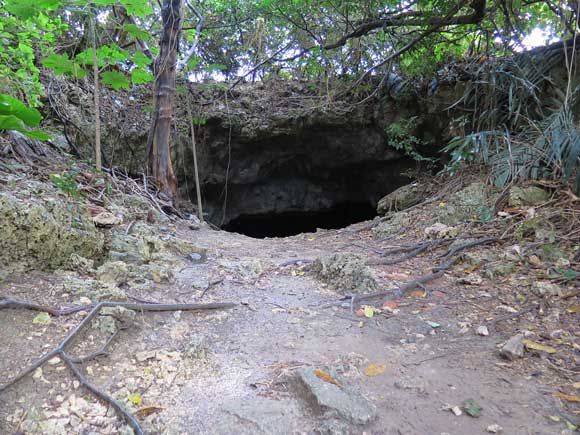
[147,0,182,199]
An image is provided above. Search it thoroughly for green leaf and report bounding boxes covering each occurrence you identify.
[0,115,50,140]
[73,64,88,79]
[75,49,94,65]
[131,68,153,85]
[363,305,374,318]
[562,269,579,280]
[93,0,117,5]
[187,56,201,71]
[0,114,27,131]
[5,0,61,19]
[122,23,150,41]
[205,63,227,72]
[32,312,51,325]
[23,129,51,140]
[42,53,86,79]
[0,94,42,126]
[132,51,152,67]
[121,0,153,18]
[127,392,142,405]
[101,71,130,90]
[42,53,74,75]
[96,44,129,65]
[463,399,482,417]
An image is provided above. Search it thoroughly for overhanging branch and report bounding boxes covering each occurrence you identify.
[176,1,205,70]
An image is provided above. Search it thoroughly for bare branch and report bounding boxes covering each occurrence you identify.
[177,1,205,70]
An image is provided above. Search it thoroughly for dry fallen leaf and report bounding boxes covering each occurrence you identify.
[522,339,557,354]
[552,392,580,403]
[567,305,580,314]
[408,288,427,299]
[382,300,400,310]
[364,363,388,377]
[314,368,342,388]
[135,405,165,418]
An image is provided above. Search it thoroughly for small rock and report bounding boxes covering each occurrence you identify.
[222,396,301,434]
[528,254,542,267]
[95,261,129,286]
[187,252,204,263]
[532,281,562,297]
[93,211,122,227]
[458,273,483,285]
[476,325,489,336]
[311,253,377,294]
[424,222,458,239]
[79,296,92,305]
[394,377,428,394]
[135,350,157,362]
[500,334,524,360]
[48,357,61,366]
[294,367,377,425]
[487,424,503,433]
[450,406,462,416]
[508,186,549,207]
[377,183,426,214]
[100,306,136,322]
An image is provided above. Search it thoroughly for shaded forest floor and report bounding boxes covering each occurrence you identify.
[0,157,579,434]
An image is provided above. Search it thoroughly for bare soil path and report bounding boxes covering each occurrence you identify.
[0,221,573,435]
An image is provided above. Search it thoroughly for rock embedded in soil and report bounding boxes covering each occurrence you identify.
[500,334,525,360]
[437,182,496,225]
[0,192,104,272]
[377,182,426,214]
[311,253,377,294]
[532,281,563,297]
[508,186,549,207]
[293,367,377,425]
[221,396,301,435]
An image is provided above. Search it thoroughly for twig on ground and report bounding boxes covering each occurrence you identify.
[200,278,224,299]
[279,259,314,267]
[487,304,539,329]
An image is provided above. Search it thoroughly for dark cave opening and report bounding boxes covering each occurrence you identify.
[222,201,377,238]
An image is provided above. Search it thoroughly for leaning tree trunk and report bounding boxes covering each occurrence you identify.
[147,0,182,199]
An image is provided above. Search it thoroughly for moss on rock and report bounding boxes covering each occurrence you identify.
[377,183,425,215]
[312,253,377,294]
[0,192,104,272]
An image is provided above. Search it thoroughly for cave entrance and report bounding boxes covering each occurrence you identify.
[222,201,376,238]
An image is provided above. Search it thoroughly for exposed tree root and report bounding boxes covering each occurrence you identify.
[487,304,540,330]
[366,239,450,265]
[326,237,502,309]
[0,299,235,435]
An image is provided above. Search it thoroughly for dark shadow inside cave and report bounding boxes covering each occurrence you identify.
[222,201,376,238]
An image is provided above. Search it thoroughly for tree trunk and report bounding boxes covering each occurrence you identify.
[147,0,182,199]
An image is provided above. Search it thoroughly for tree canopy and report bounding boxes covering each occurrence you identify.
[0,0,575,101]
[0,0,578,193]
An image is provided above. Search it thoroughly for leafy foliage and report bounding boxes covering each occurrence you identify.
[0,0,576,190]
[386,117,432,162]
[0,94,49,139]
[444,46,580,192]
